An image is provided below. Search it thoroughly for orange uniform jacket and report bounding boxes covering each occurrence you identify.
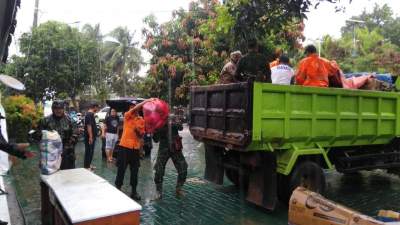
[119,110,145,150]
[295,54,338,87]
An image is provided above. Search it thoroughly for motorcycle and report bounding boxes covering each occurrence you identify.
[69,112,84,140]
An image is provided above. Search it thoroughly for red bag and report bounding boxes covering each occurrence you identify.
[143,99,169,133]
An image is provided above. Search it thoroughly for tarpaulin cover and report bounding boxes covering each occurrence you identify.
[345,72,393,84]
[143,99,169,133]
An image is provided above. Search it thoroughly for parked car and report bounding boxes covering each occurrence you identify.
[105,97,150,158]
[95,106,110,122]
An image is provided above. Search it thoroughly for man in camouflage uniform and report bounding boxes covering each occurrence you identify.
[153,115,188,199]
[37,100,78,169]
[218,51,242,84]
[235,38,272,83]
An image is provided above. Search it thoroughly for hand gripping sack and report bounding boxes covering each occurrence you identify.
[143,99,169,133]
[40,130,63,175]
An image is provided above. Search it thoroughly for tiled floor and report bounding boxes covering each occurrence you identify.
[8,125,400,224]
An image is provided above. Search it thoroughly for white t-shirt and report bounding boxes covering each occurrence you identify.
[271,64,294,85]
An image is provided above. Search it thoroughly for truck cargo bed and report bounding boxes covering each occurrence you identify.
[190,82,252,149]
[190,82,400,151]
[253,83,399,150]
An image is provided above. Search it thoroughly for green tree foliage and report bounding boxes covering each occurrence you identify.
[142,2,224,105]
[321,4,400,75]
[103,27,143,97]
[142,0,322,104]
[4,21,99,105]
[81,23,112,103]
[3,95,43,142]
[341,4,400,46]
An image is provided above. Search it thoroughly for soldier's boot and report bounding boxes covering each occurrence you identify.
[175,183,185,198]
[155,183,163,200]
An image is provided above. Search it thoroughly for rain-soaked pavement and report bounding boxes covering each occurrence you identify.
[6,125,400,224]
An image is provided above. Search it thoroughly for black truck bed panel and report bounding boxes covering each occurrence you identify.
[189,82,252,148]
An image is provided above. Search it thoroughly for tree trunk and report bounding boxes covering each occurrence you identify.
[122,73,127,97]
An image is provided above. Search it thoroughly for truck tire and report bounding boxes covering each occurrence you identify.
[278,161,325,205]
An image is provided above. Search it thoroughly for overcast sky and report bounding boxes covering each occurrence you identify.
[10,0,400,75]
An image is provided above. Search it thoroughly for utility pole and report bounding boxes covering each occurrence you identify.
[346,19,365,57]
[33,0,40,28]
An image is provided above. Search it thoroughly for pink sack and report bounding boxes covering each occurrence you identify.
[143,99,169,133]
[341,73,372,89]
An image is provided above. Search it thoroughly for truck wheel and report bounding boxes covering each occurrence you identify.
[278,161,325,205]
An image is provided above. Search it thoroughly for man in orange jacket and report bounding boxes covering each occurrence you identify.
[296,45,339,87]
[115,98,153,200]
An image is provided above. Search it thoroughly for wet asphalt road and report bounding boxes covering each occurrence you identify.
[7,125,400,225]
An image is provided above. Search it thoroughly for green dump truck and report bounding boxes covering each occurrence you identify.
[189,82,400,210]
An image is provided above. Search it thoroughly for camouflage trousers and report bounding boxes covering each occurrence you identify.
[154,147,188,191]
[60,147,75,170]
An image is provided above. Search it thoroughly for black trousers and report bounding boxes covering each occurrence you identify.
[101,137,106,159]
[84,138,96,168]
[115,146,140,193]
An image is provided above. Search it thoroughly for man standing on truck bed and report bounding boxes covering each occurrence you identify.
[271,55,294,85]
[219,50,242,84]
[296,44,339,87]
[235,39,272,83]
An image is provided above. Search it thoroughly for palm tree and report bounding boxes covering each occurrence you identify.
[81,24,105,97]
[82,23,102,42]
[103,27,143,96]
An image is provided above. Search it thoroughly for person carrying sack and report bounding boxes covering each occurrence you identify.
[114,99,154,201]
[153,114,187,199]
